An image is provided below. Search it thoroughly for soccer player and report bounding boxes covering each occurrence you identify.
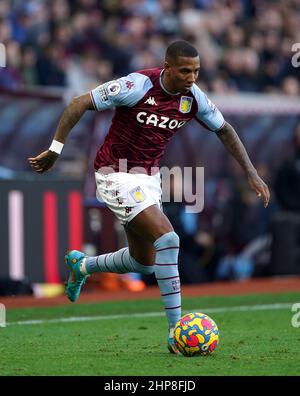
[28,41,270,354]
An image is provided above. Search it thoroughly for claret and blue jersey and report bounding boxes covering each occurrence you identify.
[90,68,225,175]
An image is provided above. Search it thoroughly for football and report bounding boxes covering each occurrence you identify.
[174,312,219,357]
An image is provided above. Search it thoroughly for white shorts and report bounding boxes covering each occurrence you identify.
[95,171,162,225]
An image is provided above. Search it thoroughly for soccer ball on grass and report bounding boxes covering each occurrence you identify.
[174,312,219,357]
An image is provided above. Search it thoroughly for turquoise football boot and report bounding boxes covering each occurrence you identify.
[65,250,89,302]
[167,336,179,355]
[167,328,179,355]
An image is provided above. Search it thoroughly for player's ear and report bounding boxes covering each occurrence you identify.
[164,61,171,74]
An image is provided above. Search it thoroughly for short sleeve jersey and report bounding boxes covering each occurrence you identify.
[90,68,225,175]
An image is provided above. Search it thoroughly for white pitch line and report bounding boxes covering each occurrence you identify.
[5,302,294,327]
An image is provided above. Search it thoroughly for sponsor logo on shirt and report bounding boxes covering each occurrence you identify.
[107,81,121,96]
[179,96,193,113]
[129,186,146,203]
[136,112,187,130]
[144,96,157,106]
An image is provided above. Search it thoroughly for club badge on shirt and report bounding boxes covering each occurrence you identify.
[179,96,193,113]
[130,186,146,203]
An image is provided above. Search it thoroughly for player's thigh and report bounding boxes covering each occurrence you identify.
[125,226,156,266]
[127,204,174,243]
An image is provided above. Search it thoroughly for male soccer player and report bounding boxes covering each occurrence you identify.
[29,41,270,354]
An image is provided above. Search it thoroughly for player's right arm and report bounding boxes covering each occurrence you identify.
[28,73,150,173]
[28,93,94,173]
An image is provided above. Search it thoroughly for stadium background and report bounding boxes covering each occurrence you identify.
[0,0,300,297]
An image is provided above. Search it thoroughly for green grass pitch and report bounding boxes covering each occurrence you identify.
[1,292,300,376]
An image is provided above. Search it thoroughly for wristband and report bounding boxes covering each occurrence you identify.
[49,140,64,154]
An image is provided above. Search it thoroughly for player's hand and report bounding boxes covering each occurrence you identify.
[247,171,270,208]
[28,150,59,173]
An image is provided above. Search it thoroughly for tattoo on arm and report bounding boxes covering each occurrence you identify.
[54,93,94,143]
[217,122,257,175]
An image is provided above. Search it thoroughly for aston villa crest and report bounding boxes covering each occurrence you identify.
[129,186,146,203]
[179,96,193,113]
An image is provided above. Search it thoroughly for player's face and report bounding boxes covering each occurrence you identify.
[164,56,200,94]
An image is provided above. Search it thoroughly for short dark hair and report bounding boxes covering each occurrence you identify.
[165,40,198,62]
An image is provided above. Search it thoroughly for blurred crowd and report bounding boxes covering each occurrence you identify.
[0,0,300,288]
[0,0,300,96]
[162,119,300,284]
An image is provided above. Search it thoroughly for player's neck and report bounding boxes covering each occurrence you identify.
[160,71,180,95]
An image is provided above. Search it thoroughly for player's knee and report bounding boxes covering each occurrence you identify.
[165,231,180,247]
[155,231,180,249]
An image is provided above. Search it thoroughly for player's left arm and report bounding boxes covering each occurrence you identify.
[192,86,270,208]
[217,121,270,208]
